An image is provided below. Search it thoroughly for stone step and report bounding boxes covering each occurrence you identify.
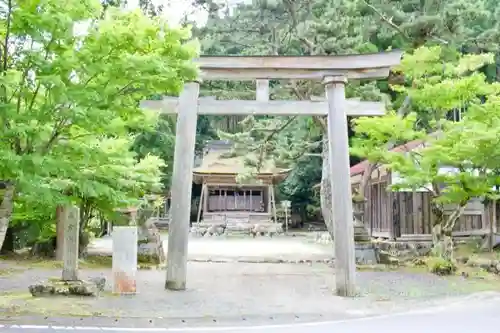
[196,222,226,228]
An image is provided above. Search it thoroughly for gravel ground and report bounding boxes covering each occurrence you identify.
[88,235,334,262]
[2,261,499,324]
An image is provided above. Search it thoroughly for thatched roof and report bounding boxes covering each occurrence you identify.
[193,140,290,176]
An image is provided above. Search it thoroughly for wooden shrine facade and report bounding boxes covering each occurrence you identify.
[193,140,288,224]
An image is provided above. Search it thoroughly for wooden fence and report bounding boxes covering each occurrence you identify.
[362,179,499,240]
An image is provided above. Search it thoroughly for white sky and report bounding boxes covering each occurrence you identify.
[125,0,208,26]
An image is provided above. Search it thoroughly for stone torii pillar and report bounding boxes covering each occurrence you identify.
[164,81,200,291]
[324,76,356,296]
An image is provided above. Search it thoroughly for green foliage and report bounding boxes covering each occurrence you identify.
[352,46,499,204]
[0,0,198,249]
[362,0,496,49]
[352,46,500,259]
[190,0,500,223]
[426,256,457,276]
[132,115,176,190]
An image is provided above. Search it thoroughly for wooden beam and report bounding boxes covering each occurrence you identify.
[141,98,385,116]
[197,51,402,69]
[198,68,391,80]
[165,82,200,291]
[194,51,402,80]
[324,75,357,297]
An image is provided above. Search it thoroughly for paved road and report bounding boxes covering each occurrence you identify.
[2,293,500,333]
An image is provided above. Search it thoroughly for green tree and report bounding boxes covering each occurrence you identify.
[191,0,500,238]
[192,0,383,235]
[0,0,198,250]
[351,46,499,262]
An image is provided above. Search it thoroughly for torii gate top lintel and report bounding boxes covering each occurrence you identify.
[194,50,403,80]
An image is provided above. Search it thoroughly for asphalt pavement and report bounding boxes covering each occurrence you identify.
[2,293,500,333]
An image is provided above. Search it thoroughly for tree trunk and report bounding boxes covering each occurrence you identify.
[55,205,65,260]
[78,201,93,258]
[431,222,454,261]
[320,134,334,238]
[0,225,15,254]
[430,203,466,261]
[0,183,15,252]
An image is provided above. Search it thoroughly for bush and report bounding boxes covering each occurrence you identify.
[426,257,457,275]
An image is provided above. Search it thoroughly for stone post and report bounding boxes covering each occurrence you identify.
[112,226,138,294]
[62,205,80,281]
[324,76,357,297]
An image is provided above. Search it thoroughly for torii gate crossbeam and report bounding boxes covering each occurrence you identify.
[140,97,386,116]
[145,51,402,297]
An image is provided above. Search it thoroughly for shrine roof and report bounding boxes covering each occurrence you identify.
[193,140,290,176]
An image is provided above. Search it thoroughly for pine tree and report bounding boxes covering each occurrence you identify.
[191,0,499,238]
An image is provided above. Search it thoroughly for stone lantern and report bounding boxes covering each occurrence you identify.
[352,193,370,242]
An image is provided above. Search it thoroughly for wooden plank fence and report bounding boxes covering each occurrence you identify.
[362,179,497,240]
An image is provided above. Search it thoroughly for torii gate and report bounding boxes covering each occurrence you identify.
[141,52,402,297]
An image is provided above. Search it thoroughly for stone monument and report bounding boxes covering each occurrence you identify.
[112,226,138,294]
[352,194,378,264]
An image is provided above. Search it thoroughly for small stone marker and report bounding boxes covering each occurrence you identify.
[112,226,138,294]
[62,205,80,281]
[281,200,291,233]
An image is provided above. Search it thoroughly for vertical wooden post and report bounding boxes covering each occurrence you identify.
[410,192,419,234]
[62,205,80,281]
[267,185,272,214]
[224,190,227,211]
[270,185,277,223]
[165,82,200,291]
[249,189,253,210]
[324,76,356,297]
[203,185,209,214]
[243,189,247,211]
[218,188,222,212]
[196,183,205,224]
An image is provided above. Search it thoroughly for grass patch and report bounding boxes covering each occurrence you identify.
[0,253,111,269]
[0,253,158,270]
[356,263,429,273]
[0,267,24,277]
[0,253,64,269]
[361,258,500,286]
[454,239,500,259]
[0,291,122,317]
[82,255,112,268]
